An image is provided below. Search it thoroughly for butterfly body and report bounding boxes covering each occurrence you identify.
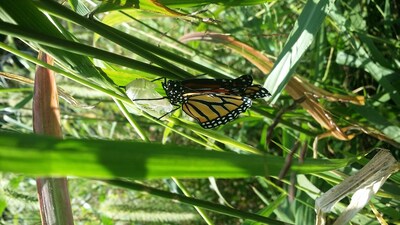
[162,80,185,105]
[161,75,270,129]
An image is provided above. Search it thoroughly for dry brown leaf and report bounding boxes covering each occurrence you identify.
[180,32,365,141]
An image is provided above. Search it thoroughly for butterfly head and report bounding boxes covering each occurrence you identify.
[162,80,185,105]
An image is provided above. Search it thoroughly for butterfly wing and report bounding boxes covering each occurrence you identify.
[243,85,271,99]
[179,74,253,94]
[182,93,252,129]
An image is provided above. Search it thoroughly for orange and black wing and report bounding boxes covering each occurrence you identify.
[243,85,271,99]
[182,93,252,129]
[162,75,253,98]
[180,75,253,94]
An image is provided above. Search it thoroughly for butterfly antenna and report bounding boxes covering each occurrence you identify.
[150,77,166,82]
[192,73,208,78]
[157,106,180,120]
[131,96,168,101]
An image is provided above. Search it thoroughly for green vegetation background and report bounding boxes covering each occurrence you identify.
[0,0,399,224]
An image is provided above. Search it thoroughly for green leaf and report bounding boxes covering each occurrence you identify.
[265,0,335,102]
[158,0,271,7]
[91,0,187,17]
[294,192,315,225]
[0,132,348,179]
[336,51,400,107]
[0,1,114,90]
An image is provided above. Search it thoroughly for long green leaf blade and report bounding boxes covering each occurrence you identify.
[0,132,348,179]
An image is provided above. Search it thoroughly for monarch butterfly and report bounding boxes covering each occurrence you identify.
[162,75,270,104]
[130,75,270,128]
[181,93,252,129]
[179,74,253,94]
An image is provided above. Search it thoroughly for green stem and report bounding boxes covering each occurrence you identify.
[172,177,215,225]
[105,179,289,225]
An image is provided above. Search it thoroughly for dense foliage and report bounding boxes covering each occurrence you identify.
[0,0,399,224]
